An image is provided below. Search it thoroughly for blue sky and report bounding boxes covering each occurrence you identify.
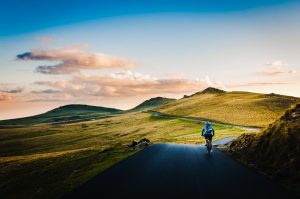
[0,0,300,119]
[1,0,298,36]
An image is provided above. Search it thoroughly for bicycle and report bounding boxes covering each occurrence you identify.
[202,129,214,155]
[205,137,213,155]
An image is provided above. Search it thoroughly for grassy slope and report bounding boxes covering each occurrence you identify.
[0,104,122,126]
[129,97,175,112]
[227,104,300,196]
[0,96,174,126]
[0,112,249,199]
[156,88,299,127]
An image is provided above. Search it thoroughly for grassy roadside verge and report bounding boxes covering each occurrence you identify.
[224,104,300,197]
[0,146,136,199]
[155,91,299,127]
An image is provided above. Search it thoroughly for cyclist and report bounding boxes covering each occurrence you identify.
[201,121,215,152]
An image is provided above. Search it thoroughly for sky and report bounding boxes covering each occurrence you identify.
[1,0,300,120]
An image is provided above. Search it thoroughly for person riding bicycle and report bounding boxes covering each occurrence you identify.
[201,121,215,145]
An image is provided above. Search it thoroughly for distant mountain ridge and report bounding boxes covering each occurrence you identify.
[48,104,121,114]
[194,87,226,95]
[129,97,176,112]
[1,87,299,126]
[183,87,225,99]
[0,104,122,126]
[156,87,300,127]
[0,97,176,125]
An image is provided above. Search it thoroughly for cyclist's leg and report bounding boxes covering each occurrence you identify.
[205,135,212,150]
[208,135,213,151]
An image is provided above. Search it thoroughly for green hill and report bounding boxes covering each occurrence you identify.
[129,97,176,112]
[0,96,176,126]
[190,87,226,96]
[0,104,122,126]
[155,87,299,127]
[227,104,300,196]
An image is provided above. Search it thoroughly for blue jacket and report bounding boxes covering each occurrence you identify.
[202,122,215,136]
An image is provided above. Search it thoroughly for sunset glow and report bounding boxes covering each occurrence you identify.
[1,0,300,119]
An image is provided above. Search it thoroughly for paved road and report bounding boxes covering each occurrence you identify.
[63,144,297,199]
[212,136,238,146]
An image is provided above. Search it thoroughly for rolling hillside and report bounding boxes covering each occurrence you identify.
[155,87,300,127]
[1,87,298,128]
[0,111,249,199]
[0,97,176,126]
[227,104,300,196]
[129,97,175,112]
[0,104,122,126]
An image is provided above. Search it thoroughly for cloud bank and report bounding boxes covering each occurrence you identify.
[16,45,136,74]
[0,94,13,101]
[31,89,61,94]
[229,82,289,87]
[259,60,296,76]
[34,71,225,99]
[0,87,23,93]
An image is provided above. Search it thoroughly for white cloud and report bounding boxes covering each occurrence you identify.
[16,45,136,74]
[259,60,296,76]
[0,94,13,101]
[33,71,225,99]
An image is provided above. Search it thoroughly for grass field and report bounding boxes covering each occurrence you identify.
[0,112,250,199]
[156,89,299,127]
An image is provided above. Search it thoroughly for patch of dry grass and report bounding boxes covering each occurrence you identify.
[156,91,299,127]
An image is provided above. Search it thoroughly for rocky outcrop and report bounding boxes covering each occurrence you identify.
[129,138,150,149]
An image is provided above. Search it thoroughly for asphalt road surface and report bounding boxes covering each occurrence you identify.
[63,144,297,199]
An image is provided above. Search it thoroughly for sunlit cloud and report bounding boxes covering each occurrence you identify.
[16,45,136,74]
[0,87,24,93]
[260,68,296,76]
[264,60,288,67]
[203,76,227,90]
[31,89,61,94]
[28,99,68,102]
[258,60,296,76]
[33,71,225,99]
[0,94,13,101]
[228,81,289,87]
